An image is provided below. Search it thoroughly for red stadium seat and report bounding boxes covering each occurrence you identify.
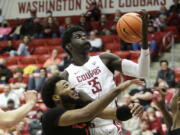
[89,52,103,56]
[19,55,38,65]
[103,42,120,52]
[12,40,23,49]
[6,56,20,66]
[0,41,8,48]
[47,46,64,53]
[32,39,48,46]
[90,21,100,30]
[37,54,51,64]
[100,35,115,44]
[46,38,61,46]
[114,51,130,59]
[33,47,50,55]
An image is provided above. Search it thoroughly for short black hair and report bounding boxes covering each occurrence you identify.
[41,75,63,108]
[61,26,85,55]
[160,59,169,65]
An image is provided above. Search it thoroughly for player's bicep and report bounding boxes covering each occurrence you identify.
[100,52,122,72]
[58,109,90,126]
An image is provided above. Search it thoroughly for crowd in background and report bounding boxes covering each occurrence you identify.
[0,0,180,135]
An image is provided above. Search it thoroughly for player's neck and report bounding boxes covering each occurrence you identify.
[56,102,76,109]
[72,53,89,66]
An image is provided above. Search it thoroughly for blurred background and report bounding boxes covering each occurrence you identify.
[0,0,180,135]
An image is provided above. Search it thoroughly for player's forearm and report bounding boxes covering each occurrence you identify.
[97,107,117,120]
[81,87,120,120]
[138,49,150,78]
[0,102,34,129]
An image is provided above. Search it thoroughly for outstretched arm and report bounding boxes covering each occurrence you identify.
[0,91,37,129]
[100,10,150,78]
[58,79,144,126]
[97,103,144,121]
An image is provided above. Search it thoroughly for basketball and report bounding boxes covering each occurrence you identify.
[116,12,142,43]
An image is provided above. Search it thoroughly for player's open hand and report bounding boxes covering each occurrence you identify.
[117,79,145,91]
[129,103,144,117]
[24,90,38,105]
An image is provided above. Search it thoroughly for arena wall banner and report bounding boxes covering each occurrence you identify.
[0,0,173,19]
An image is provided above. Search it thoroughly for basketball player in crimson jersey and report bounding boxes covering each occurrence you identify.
[59,10,149,135]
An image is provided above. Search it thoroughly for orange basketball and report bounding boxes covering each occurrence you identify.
[116,12,142,43]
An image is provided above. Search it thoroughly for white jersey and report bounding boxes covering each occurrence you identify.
[65,55,118,127]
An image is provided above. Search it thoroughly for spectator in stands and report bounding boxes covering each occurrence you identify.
[31,18,43,38]
[98,14,111,35]
[0,84,20,109]
[0,40,15,55]
[154,60,176,88]
[59,17,74,36]
[10,35,31,56]
[20,9,37,36]
[154,14,167,32]
[88,30,102,52]
[169,0,180,14]
[0,58,13,84]
[9,67,28,93]
[109,9,122,34]
[28,68,47,92]
[6,99,15,110]
[132,21,158,59]
[78,15,91,32]
[0,21,12,40]
[120,40,133,51]
[42,17,59,38]
[28,109,43,135]
[43,49,61,69]
[156,6,169,18]
[84,1,101,21]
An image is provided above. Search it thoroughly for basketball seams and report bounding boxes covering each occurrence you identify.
[122,18,142,39]
[117,20,135,43]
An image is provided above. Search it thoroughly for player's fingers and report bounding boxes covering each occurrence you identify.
[130,103,143,115]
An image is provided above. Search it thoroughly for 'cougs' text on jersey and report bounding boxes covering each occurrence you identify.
[76,66,101,83]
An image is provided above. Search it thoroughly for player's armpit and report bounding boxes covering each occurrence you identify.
[100,52,122,72]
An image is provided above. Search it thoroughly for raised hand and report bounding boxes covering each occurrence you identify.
[24,90,38,105]
[129,103,144,117]
[117,79,145,91]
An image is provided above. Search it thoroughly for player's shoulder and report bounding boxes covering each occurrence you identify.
[43,107,66,118]
[99,52,121,61]
[59,70,69,81]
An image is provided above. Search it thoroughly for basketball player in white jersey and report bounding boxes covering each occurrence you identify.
[59,10,149,135]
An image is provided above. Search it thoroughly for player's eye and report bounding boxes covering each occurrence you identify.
[64,83,69,88]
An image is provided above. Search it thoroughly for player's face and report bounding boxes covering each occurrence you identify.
[69,31,91,54]
[55,80,79,101]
